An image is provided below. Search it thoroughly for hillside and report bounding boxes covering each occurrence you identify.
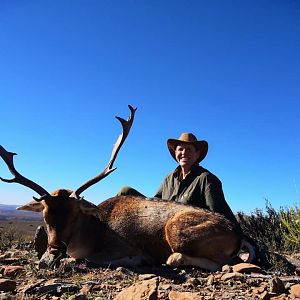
[0,204,42,221]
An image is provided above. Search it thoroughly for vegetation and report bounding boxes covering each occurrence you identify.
[237,200,300,273]
[237,200,300,253]
[237,200,284,252]
[0,224,25,250]
[280,206,300,251]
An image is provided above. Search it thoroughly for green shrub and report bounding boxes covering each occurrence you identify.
[237,200,300,254]
[280,206,300,252]
[236,200,300,274]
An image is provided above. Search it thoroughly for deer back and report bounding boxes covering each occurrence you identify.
[96,195,240,263]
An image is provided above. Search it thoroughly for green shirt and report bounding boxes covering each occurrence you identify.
[154,164,238,226]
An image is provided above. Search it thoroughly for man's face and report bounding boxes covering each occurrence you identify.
[175,143,200,171]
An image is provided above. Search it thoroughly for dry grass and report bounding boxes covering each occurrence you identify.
[0,220,43,240]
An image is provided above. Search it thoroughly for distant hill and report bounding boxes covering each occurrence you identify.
[0,203,42,220]
[0,204,19,211]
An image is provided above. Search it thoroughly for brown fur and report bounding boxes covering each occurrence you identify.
[18,189,244,271]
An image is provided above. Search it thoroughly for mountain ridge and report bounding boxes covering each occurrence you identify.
[0,203,42,220]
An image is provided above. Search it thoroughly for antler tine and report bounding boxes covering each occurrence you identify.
[0,145,51,201]
[73,105,137,198]
[107,105,137,169]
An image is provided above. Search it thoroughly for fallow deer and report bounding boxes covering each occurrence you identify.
[0,105,255,271]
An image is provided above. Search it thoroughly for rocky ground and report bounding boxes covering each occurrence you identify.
[1,246,300,300]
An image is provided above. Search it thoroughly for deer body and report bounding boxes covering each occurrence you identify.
[18,190,241,271]
[0,105,254,271]
[100,195,240,265]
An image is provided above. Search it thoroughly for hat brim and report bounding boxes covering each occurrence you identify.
[167,139,208,163]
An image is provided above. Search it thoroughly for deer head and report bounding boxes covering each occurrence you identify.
[0,105,137,267]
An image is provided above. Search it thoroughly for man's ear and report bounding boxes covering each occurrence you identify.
[17,200,44,212]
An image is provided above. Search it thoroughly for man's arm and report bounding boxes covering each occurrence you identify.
[204,174,239,226]
[154,184,163,198]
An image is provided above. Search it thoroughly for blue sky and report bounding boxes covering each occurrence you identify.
[0,1,299,214]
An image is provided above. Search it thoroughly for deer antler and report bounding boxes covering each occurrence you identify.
[72,105,137,198]
[0,145,51,200]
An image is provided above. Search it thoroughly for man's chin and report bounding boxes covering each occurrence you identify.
[179,161,192,168]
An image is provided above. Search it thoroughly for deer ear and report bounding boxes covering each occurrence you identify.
[17,200,44,212]
[79,199,101,218]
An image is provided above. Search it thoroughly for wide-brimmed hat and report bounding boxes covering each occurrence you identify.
[167,133,208,163]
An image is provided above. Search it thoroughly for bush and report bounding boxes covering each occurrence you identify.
[280,206,300,252]
[237,200,300,254]
[0,225,25,250]
[236,200,300,274]
[237,200,285,253]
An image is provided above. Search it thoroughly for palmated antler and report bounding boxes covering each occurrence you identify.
[72,104,137,198]
[0,145,51,200]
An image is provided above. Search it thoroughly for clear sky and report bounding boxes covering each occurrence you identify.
[0,1,299,214]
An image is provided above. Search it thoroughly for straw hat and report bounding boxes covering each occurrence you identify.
[167,133,208,163]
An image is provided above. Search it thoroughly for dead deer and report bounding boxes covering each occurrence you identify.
[0,105,255,271]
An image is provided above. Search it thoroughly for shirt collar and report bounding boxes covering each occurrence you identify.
[173,164,200,180]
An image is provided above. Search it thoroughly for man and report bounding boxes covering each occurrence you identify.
[156,132,238,225]
[119,132,238,225]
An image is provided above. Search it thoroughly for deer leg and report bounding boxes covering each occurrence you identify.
[164,211,241,271]
[86,254,152,267]
[166,252,220,272]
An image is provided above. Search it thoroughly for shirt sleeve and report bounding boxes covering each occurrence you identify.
[154,173,171,199]
[204,174,239,226]
[154,183,163,198]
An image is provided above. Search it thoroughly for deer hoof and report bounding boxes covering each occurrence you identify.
[166,252,185,267]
